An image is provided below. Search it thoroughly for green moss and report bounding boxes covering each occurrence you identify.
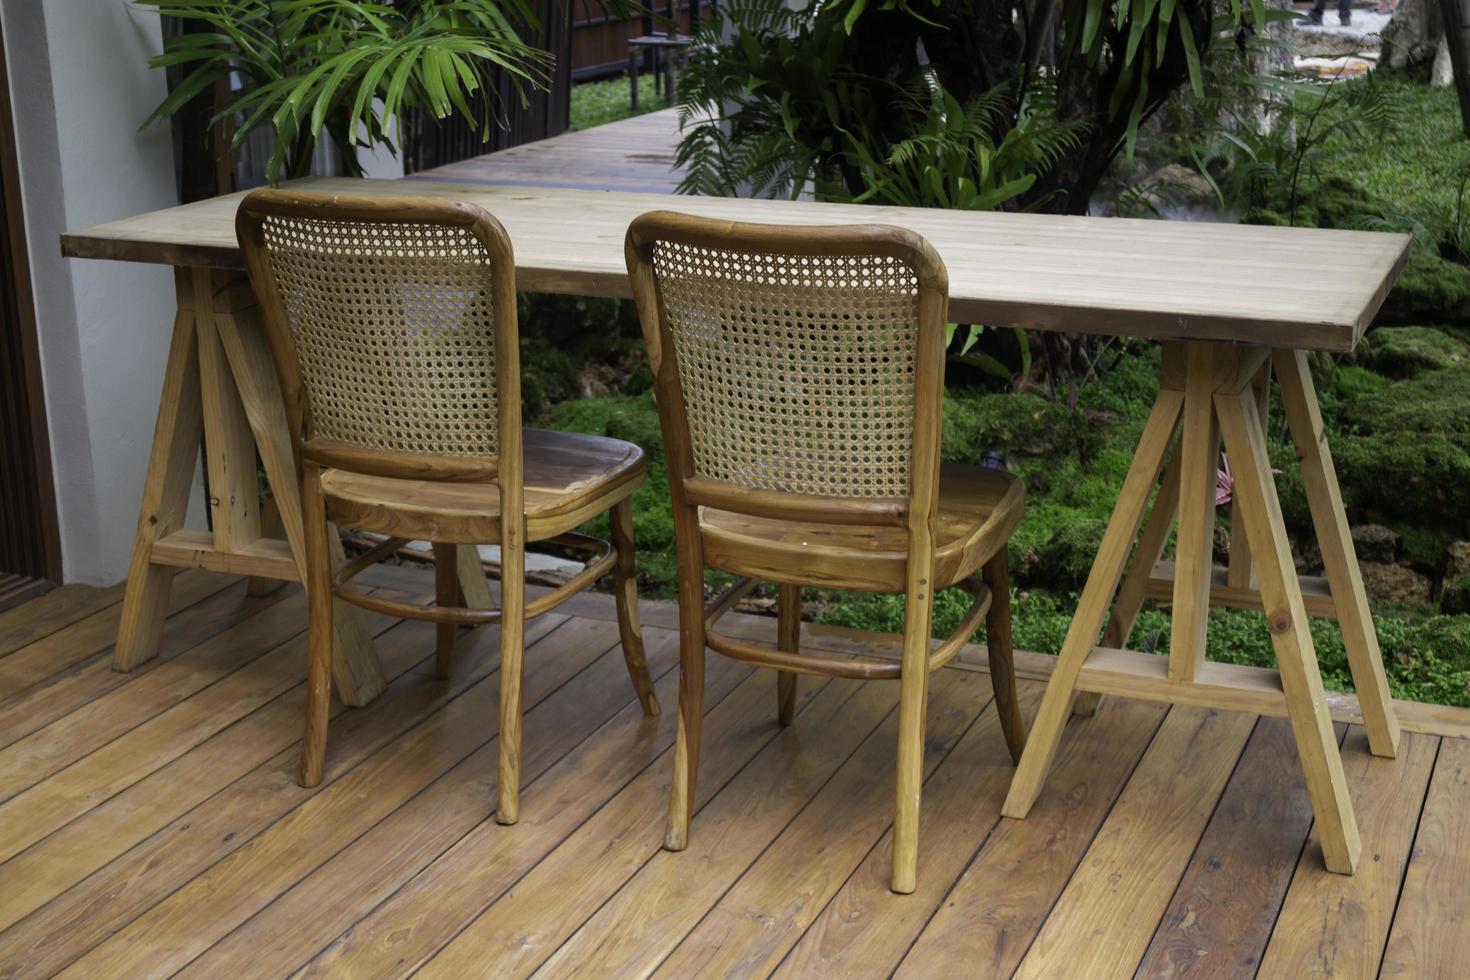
[942,388,1094,463]
[1359,326,1470,379]
[1377,250,1470,327]
[1334,364,1390,400]
[1393,525,1459,571]
[1341,367,1470,437]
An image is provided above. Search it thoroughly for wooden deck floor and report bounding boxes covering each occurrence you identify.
[410,108,684,193]
[1,563,1467,978]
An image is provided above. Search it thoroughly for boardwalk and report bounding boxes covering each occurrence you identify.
[410,107,684,194]
[0,562,1466,978]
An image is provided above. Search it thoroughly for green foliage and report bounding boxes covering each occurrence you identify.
[138,0,549,183]
[568,74,667,131]
[674,0,1228,215]
[1333,365,1389,400]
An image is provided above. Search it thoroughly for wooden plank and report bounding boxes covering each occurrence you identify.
[303,667,808,978]
[897,695,1168,978]
[1137,717,1345,977]
[1013,706,1257,978]
[61,177,1410,352]
[192,270,261,554]
[1257,729,1438,978]
[531,672,983,978]
[1143,561,1338,619]
[47,617,614,980]
[0,613,567,976]
[174,630,721,980]
[0,569,232,698]
[150,529,299,579]
[0,583,123,659]
[0,592,435,936]
[0,590,313,837]
[0,581,291,752]
[1381,737,1470,977]
[670,682,1042,980]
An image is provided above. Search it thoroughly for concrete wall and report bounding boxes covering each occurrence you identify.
[1,1,195,585]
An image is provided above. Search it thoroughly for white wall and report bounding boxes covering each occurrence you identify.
[2,0,194,585]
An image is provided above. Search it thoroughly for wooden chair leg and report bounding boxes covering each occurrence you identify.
[1217,387,1361,874]
[455,544,497,612]
[432,543,458,680]
[776,583,801,726]
[1003,390,1184,820]
[892,567,935,895]
[496,517,527,826]
[611,498,660,717]
[982,550,1027,764]
[665,505,707,852]
[1274,349,1401,759]
[299,464,334,788]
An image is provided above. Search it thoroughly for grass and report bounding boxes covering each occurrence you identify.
[568,74,670,132]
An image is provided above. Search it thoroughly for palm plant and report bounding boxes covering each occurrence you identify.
[139,0,550,184]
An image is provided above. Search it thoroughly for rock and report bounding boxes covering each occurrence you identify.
[1295,535,1324,576]
[1360,561,1434,604]
[1351,524,1400,563]
[1433,33,1454,87]
[1444,541,1470,614]
[1379,0,1444,74]
[1139,163,1222,219]
[1213,523,1232,567]
[1357,326,1469,379]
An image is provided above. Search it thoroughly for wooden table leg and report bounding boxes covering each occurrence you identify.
[1225,360,1271,591]
[113,279,204,671]
[1217,383,1361,873]
[114,267,387,707]
[1002,389,1183,819]
[1274,349,1401,758]
[1169,344,1222,683]
[454,545,497,611]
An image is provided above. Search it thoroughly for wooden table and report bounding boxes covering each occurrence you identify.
[627,34,692,110]
[64,176,1410,871]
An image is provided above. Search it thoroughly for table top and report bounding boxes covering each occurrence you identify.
[61,176,1411,352]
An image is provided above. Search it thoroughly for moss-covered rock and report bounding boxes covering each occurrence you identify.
[1335,364,1391,400]
[1376,249,1470,328]
[942,388,1094,464]
[1340,366,1470,437]
[1357,326,1470,379]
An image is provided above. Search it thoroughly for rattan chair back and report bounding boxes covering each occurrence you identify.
[238,191,519,483]
[625,211,950,524]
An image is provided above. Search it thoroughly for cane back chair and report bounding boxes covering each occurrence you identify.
[625,211,1028,894]
[237,190,659,822]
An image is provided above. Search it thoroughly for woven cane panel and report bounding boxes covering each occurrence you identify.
[651,240,920,497]
[260,215,499,457]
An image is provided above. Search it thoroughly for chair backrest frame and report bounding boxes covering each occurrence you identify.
[236,190,522,495]
[624,210,950,539]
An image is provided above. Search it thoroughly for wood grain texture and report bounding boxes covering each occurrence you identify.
[5,574,1470,979]
[0,583,123,659]
[1381,736,1470,977]
[898,694,1168,978]
[1257,729,1438,979]
[302,658,776,978]
[1013,707,1257,979]
[63,177,1409,351]
[0,613,559,978]
[528,678,905,978]
[176,628,684,980]
[751,684,1045,980]
[1137,717,1345,978]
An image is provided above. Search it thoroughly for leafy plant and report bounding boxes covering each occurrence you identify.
[138,0,550,183]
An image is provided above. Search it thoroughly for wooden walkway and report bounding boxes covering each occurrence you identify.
[410,108,684,194]
[0,564,1466,978]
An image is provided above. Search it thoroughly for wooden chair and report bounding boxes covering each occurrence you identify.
[236,190,659,823]
[625,211,1028,893]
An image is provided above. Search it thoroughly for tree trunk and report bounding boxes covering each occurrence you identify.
[1440,0,1470,135]
[1382,0,1445,72]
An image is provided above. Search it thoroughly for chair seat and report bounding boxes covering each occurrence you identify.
[699,463,1025,593]
[321,428,645,543]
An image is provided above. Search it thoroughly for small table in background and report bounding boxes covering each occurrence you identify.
[628,34,693,110]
